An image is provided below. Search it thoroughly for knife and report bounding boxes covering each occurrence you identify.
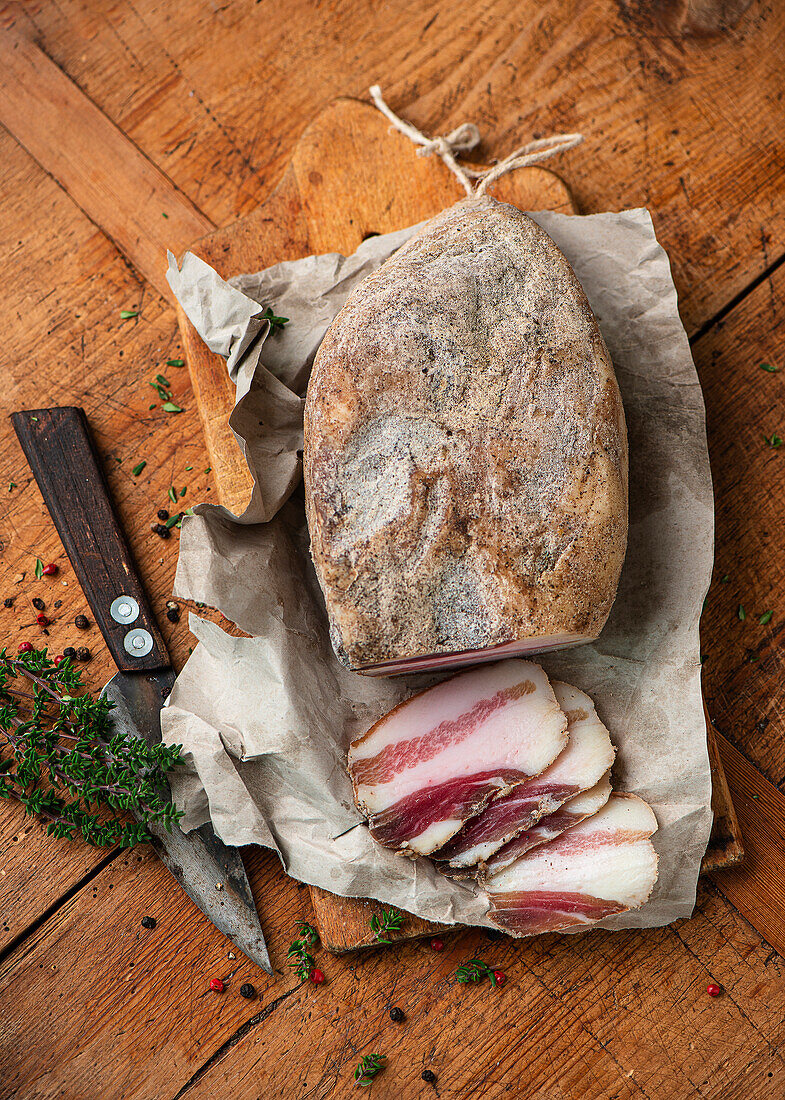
[11,406,272,975]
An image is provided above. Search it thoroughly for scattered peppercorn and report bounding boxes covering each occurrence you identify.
[75,647,91,662]
[239,983,256,1000]
[430,938,444,952]
[36,613,49,627]
[63,647,76,659]
[3,598,13,607]
[74,614,90,630]
[493,970,506,986]
[54,599,62,609]
[389,1007,405,1023]
[32,597,45,611]
[152,523,171,540]
[421,1070,437,1085]
[310,968,325,984]
[141,915,157,929]
[209,978,225,992]
[18,642,33,653]
[706,983,721,997]
[42,563,58,576]
[166,607,180,623]
[157,509,169,522]
[53,655,65,666]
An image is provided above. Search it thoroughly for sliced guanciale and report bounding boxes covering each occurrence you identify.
[304,195,628,675]
[482,773,612,876]
[347,660,568,856]
[433,682,615,869]
[483,793,658,936]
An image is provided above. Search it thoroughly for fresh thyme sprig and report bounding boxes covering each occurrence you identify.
[369,906,404,944]
[286,921,321,981]
[0,648,184,847]
[354,1054,386,1087]
[455,958,499,986]
[263,306,289,332]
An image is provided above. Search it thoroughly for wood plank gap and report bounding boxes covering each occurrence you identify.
[170,985,301,1100]
[689,248,785,346]
[0,845,120,966]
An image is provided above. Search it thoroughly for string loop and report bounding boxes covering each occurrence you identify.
[369,85,583,198]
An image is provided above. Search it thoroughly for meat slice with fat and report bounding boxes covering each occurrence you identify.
[483,793,658,936]
[433,682,615,869]
[482,773,612,876]
[347,660,568,856]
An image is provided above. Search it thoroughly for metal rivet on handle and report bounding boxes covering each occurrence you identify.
[123,628,153,658]
[111,595,140,625]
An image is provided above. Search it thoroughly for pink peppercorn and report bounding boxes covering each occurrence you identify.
[430,938,444,952]
[18,642,33,653]
[493,970,506,987]
[42,563,58,576]
[36,613,49,626]
[209,978,224,992]
[706,983,721,997]
[310,969,325,984]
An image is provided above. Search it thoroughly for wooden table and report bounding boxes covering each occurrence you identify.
[0,2,783,1097]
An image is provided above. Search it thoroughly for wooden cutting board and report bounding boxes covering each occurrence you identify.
[177,96,743,953]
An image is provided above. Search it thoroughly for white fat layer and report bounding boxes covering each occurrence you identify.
[360,633,587,675]
[443,683,615,868]
[485,794,659,906]
[351,660,568,813]
[559,774,613,817]
[404,817,464,855]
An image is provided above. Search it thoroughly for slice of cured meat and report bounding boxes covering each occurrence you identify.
[433,682,615,868]
[347,660,568,856]
[482,773,612,876]
[483,793,658,936]
[304,194,628,675]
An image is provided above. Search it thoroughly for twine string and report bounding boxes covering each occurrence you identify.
[369,85,583,197]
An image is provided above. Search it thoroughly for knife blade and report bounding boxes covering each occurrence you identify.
[11,406,272,974]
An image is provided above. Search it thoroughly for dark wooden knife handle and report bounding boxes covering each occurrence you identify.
[12,407,170,672]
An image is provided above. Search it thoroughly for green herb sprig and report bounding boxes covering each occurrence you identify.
[0,649,183,846]
[455,958,499,986]
[286,921,321,981]
[369,906,404,944]
[354,1054,386,1087]
[263,306,289,332]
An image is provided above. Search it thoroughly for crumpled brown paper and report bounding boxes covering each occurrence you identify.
[162,207,713,931]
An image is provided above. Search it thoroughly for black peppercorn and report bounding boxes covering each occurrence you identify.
[3,598,13,608]
[54,600,62,609]
[141,915,157,930]
[421,1070,437,1084]
[74,614,90,630]
[166,607,180,623]
[63,647,76,658]
[157,508,170,522]
[75,646,91,662]
[153,523,171,540]
[389,1007,405,1023]
[239,983,256,1000]
[32,597,45,611]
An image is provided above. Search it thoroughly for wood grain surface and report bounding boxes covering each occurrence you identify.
[0,1,784,1097]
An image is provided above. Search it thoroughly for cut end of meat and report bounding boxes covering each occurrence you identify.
[483,792,658,936]
[348,659,568,856]
[356,634,588,677]
[432,681,615,869]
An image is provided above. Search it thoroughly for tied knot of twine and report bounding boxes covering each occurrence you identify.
[369,85,583,198]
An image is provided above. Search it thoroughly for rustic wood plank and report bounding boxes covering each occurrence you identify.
[0,27,214,301]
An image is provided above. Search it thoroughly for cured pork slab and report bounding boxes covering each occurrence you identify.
[483,793,658,936]
[304,195,628,675]
[347,660,568,856]
[433,682,615,868]
[482,773,612,876]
